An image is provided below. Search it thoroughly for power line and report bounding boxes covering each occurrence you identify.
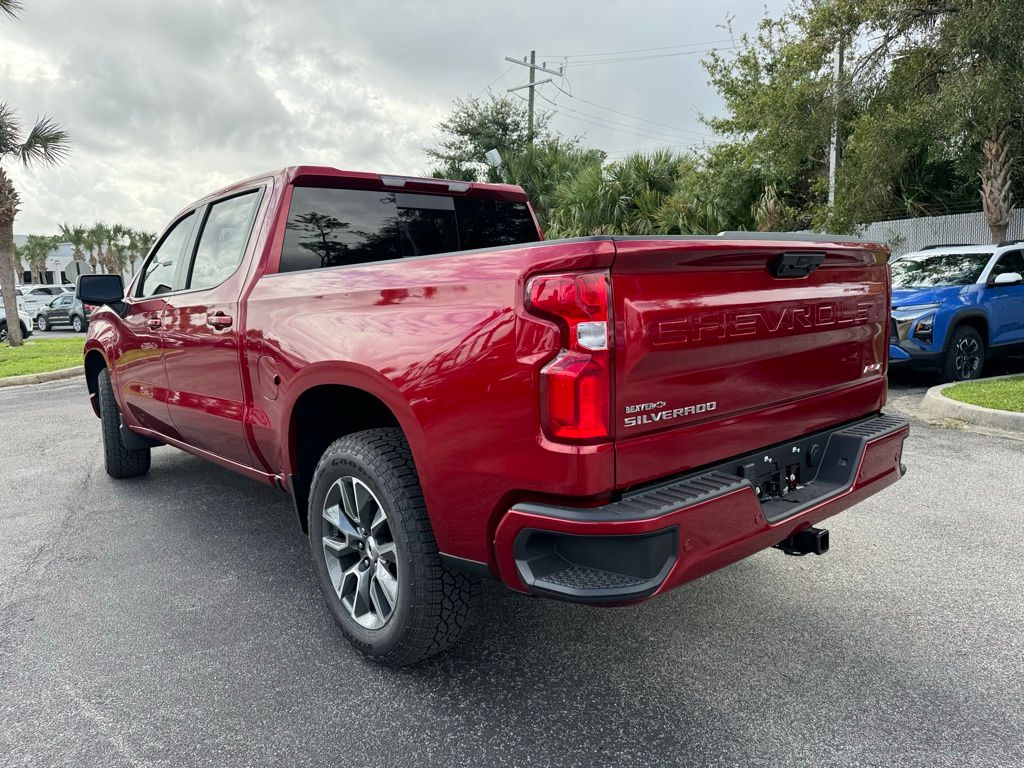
[562,47,734,68]
[538,38,734,60]
[473,64,515,98]
[551,83,714,138]
[535,91,706,143]
[534,91,707,145]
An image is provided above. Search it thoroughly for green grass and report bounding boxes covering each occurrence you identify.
[0,337,85,378]
[944,375,1024,413]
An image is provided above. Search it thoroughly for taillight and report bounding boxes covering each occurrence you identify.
[526,271,612,441]
[84,304,97,312]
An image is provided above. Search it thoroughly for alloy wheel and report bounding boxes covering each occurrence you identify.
[954,336,981,380]
[37,317,46,331]
[72,316,83,332]
[321,476,399,629]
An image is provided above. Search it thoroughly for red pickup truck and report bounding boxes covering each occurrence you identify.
[77,166,909,665]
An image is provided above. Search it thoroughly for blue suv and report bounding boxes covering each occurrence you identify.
[889,243,1024,381]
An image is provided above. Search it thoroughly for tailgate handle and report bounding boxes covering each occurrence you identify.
[770,251,825,278]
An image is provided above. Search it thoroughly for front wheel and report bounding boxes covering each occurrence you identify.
[71,315,85,333]
[941,326,985,382]
[97,368,151,478]
[308,428,479,666]
[36,315,49,332]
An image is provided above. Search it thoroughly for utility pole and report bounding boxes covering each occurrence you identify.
[527,50,536,144]
[827,38,844,208]
[505,52,562,146]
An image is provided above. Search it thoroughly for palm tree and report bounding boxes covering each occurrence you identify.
[13,241,26,283]
[0,1,23,20]
[980,126,1014,244]
[106,223,130,275]
[499,139,604,231]
[21,233,58,284]
[87,222,108,273]
[1,1,69,346]
[60,222,89,263]
[127,228,155,277]
[0,103,70,347]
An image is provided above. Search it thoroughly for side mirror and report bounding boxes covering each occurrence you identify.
[992,271,1023,286]
[76,273,125,305]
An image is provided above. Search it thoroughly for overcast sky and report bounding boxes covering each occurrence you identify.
[1,0,785,235]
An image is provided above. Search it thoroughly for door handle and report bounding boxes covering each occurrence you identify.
[207,312,233,329]
[146,317,162,330]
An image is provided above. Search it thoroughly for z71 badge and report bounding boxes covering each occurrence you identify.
[624,400,717,428]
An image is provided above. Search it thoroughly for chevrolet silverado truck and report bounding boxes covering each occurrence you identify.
[77,166,909,666]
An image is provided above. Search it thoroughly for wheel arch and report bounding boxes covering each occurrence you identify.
[283,365,427,535]
[84,346,109,418]
[944,311,989,349]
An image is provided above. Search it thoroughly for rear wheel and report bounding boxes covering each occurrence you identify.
[36,315,49,331]
[941,325,985,382]
[308,428,479,666]
[71,315,85,333]
[98,368,151,478]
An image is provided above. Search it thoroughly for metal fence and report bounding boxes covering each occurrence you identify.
[856,208,1024,257]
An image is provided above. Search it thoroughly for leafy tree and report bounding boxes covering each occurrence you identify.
[703,0,1024,240]
[426,94,552,182]
[498,138,604,230]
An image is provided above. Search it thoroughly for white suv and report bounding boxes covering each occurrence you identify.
[16,285,66,315]
[0,305,34,343]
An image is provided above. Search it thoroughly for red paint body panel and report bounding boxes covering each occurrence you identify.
[610,238,890,487]
[84,165,905,601]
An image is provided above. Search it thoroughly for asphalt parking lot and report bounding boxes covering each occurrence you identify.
[1,377,1022,768]
[27,328,84,339]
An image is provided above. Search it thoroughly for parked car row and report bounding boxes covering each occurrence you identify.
[15,284,75,315]
[5,284,91,333]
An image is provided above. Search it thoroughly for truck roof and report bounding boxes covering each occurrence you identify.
[898,244,996,258]
[191,166,529,210]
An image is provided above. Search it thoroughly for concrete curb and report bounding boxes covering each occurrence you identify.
[921,374,1024,432]
[0,366,84,389]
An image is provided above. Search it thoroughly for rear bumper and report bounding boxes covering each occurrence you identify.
[494,413,909,604]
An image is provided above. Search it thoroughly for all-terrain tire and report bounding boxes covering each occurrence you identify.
[940,325,985,382]
[308,428,479,666]
[98,368,151,478]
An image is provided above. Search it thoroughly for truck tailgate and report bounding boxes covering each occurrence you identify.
[612,237,890,488]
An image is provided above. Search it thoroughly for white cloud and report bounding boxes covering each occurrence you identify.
[1,0,781,236]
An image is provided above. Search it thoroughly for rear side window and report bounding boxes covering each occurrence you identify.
[279,187,539,273]
[138,212,196,298]
[188,191,261,291]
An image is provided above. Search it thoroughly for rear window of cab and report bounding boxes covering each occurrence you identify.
[279,187,539,273]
